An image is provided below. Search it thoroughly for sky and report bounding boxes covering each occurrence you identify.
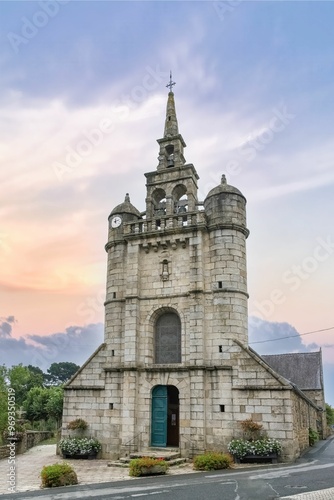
[1,1,334,404]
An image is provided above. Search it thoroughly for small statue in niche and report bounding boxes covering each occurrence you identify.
[161,259,169,281]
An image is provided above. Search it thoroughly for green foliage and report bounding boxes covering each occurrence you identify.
[129,457,168,477]
[44,387,63,423]
[0,391,8,442]
[0,366,9,442]
[40,462,78,488]
[0,365,7,391]
[23,386,50,421]
[0,362,73,438]
[326,404,334,426]
[8,364,43,406]
[309,428,319,446]
[67,418,88,431]
[27,365,44,386]
[59,437,101,456]
[22,383,63,428]
[193,451,233,471]
[228,438,282,459]
[45,362,80,386]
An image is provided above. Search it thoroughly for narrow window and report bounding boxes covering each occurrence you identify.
[219,345,223,353]
[113,292,116,299]
[219,405,225,413]
[109,403,114,410]
[111,350,115,357]
[218,281,223,289]
[155,313,181,364]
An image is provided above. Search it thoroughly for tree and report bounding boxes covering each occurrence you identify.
[45,387,64,427]
[8,364,43,407]
[23,387,50,422]
[326,404,334,426]
[0,367,8,439]
[23,386,64,428]
[0,365,7,391]
[45,362,80,386]
[27,365,45,385]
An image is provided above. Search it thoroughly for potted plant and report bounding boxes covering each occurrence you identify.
[129,457,168,477]
[228,437,282,464]
[59,437,101,459]
[66,419,88,435]
[227,419,282,464]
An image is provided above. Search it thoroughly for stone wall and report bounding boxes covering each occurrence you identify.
[291,392,320,455]
[0,431,53,459]
[0,445,11,460]
[303,389,328,439]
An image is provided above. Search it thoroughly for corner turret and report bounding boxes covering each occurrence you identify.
[204,175,249,237]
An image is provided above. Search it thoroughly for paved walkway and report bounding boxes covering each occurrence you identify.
[281,488,334,499]
[0,444,196,494]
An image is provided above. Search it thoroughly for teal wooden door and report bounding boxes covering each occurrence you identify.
[151,385,167,447]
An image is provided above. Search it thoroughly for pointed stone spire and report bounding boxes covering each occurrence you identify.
[164,79,179,137]
[156,73,186,170]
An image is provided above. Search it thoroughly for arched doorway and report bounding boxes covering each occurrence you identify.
[151,385,179,447]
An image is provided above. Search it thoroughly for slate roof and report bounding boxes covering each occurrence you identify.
[262,351,323,391]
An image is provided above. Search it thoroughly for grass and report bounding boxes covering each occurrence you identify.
[39,436,57,445]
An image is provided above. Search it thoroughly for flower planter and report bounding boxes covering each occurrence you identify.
[63,452,97,460]
[137,465,167,476]
[234,453,278,464]
[59,437,101,459]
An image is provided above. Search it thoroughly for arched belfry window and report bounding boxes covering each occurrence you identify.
[155,313,181,364]
[152,188,166,217]
[172,184,188,214]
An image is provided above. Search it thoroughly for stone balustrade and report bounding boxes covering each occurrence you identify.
[124,211,206,236]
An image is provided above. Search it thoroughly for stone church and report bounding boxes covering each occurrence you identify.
[62,82,326,461]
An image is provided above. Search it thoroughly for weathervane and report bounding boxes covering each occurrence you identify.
[166,71,176,92]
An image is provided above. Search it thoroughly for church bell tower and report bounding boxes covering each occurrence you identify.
[63,75,250,460]
[102,74,249,457]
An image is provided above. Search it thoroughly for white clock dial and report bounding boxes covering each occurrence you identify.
[111,216,122,228]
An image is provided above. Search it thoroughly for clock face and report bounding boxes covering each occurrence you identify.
[111,215,122,228]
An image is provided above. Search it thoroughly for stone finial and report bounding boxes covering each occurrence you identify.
[221,174,227,185]
[125,193,130,202]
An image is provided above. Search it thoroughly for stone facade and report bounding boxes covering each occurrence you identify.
[62,88,325,461]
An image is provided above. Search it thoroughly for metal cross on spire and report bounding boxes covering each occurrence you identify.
[166,71,176,93]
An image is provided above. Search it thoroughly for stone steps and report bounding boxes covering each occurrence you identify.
[107,448,189,468]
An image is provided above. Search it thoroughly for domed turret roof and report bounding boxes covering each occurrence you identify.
[205,175,246,201]
[109,193,141,217]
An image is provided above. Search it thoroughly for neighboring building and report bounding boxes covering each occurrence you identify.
[62,82,326,461]
[262,351,327,438]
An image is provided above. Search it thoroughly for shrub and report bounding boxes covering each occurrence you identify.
[59,437,101,456]
[67,418,88,431]
[240,418,264,440]
[193,451,233,471]
[129,457,168,477]
[240,418,263,433]
[228,438,282,459]
[40,462,78,488]
[309,428,319,446]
